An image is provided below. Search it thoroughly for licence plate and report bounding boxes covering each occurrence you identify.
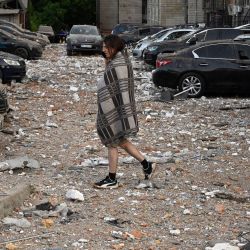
[81,44,92,48]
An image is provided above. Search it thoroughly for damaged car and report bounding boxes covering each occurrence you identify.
[66,25,103,56]
[152,40,250,98]
[0,29,43,60]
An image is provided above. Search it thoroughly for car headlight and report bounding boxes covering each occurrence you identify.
[147,46,159,51]
[3,59,20,66]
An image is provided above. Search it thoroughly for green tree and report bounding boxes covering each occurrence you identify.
[28,0,96,33]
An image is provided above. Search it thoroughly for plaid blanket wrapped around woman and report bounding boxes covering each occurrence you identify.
[96,51,139,147]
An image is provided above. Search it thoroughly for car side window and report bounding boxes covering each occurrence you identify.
[195,44,236,59]
[194,46,208,57]
[221,29,241,39]
[167,31,189,40]
[139,28,150,36]
[235,44,250,60]
[195,31,206,42]
[206,30,219,40]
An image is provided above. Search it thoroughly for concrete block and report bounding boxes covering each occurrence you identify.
[0,184,33,219]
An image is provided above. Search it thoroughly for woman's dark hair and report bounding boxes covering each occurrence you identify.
[103,34,125,58]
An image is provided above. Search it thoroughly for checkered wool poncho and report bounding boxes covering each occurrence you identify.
[96,51,139,147]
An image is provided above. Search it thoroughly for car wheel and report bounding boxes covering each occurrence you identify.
[179,72,205,98]
[67,50,73,56]
[14,48,29,59]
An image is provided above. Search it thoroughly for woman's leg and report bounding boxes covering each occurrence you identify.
[93,146,119,188]
[108,146,118,174]
[119,139,144,162]
[119,139,156,179]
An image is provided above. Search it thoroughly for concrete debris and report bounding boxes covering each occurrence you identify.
[0,156,40,171]
[2,217,31,228]
[205,243,240,250]
[0,44,249,249]
[65,189,84,202]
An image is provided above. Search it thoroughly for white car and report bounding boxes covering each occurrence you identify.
[132,28,194,59]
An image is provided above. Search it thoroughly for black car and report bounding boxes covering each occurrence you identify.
[0,19,50,44]
[118,26,166,45]
[0,25,48,48]
[144,28,249,66]
[0,29,43,60]
[152,40,250,98]
[0,51,26,84]
[66,25,103,56]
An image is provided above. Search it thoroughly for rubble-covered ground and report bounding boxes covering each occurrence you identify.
[0,44,249,250]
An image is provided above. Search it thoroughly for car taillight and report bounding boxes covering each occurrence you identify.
[156,59,172,68]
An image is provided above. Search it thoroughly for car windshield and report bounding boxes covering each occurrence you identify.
[0,29,15,39]
[70,26,98,35]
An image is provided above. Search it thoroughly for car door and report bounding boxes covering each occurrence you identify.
[193,43,238,88]
[233,43,250,88]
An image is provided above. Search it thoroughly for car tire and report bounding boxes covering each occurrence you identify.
[67,50,73,56]
[178,72,206,98]
[14,48,29,59]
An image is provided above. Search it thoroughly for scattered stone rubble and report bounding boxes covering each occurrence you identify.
[0,44,249,249]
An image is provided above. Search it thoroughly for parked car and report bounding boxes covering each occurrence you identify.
[111,23,142,35]
[152,40,250,98]
[133,28,194,59]
[37,25,55,43]
[0,25,47,48]
[0,19,50,45]
[0,29,43,60]
[143,28,249,66]
[118,26,166,45]
[0,51,26,84]
[66,25,103,56]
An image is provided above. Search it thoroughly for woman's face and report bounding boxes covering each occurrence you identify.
[102,43,115,59]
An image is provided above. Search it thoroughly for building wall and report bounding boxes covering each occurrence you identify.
[98,0,142,33]
[147,0,160,24]
[147,0,205,26]
[187,0,205,24]
[119,0,142,23]
[98,0,118,32]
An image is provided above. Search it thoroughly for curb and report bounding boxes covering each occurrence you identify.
[0,184,32,219]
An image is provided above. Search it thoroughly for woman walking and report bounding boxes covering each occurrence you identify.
[94,35,156,189]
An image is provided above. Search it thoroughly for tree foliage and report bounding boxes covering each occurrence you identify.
[28,0,96,33]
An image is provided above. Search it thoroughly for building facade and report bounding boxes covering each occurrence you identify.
[147,0,204,26]
[96,0,144,33]
[97,0,250,32]
[0,0,28,27]
[204,0,250,27]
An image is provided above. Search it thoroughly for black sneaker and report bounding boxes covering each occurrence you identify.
[144,162,157,180]
[94,176,118,189]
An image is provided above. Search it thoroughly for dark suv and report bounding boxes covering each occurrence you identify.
[111,23,141,35]
[143,28,250,66]
[119,26,165,45]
